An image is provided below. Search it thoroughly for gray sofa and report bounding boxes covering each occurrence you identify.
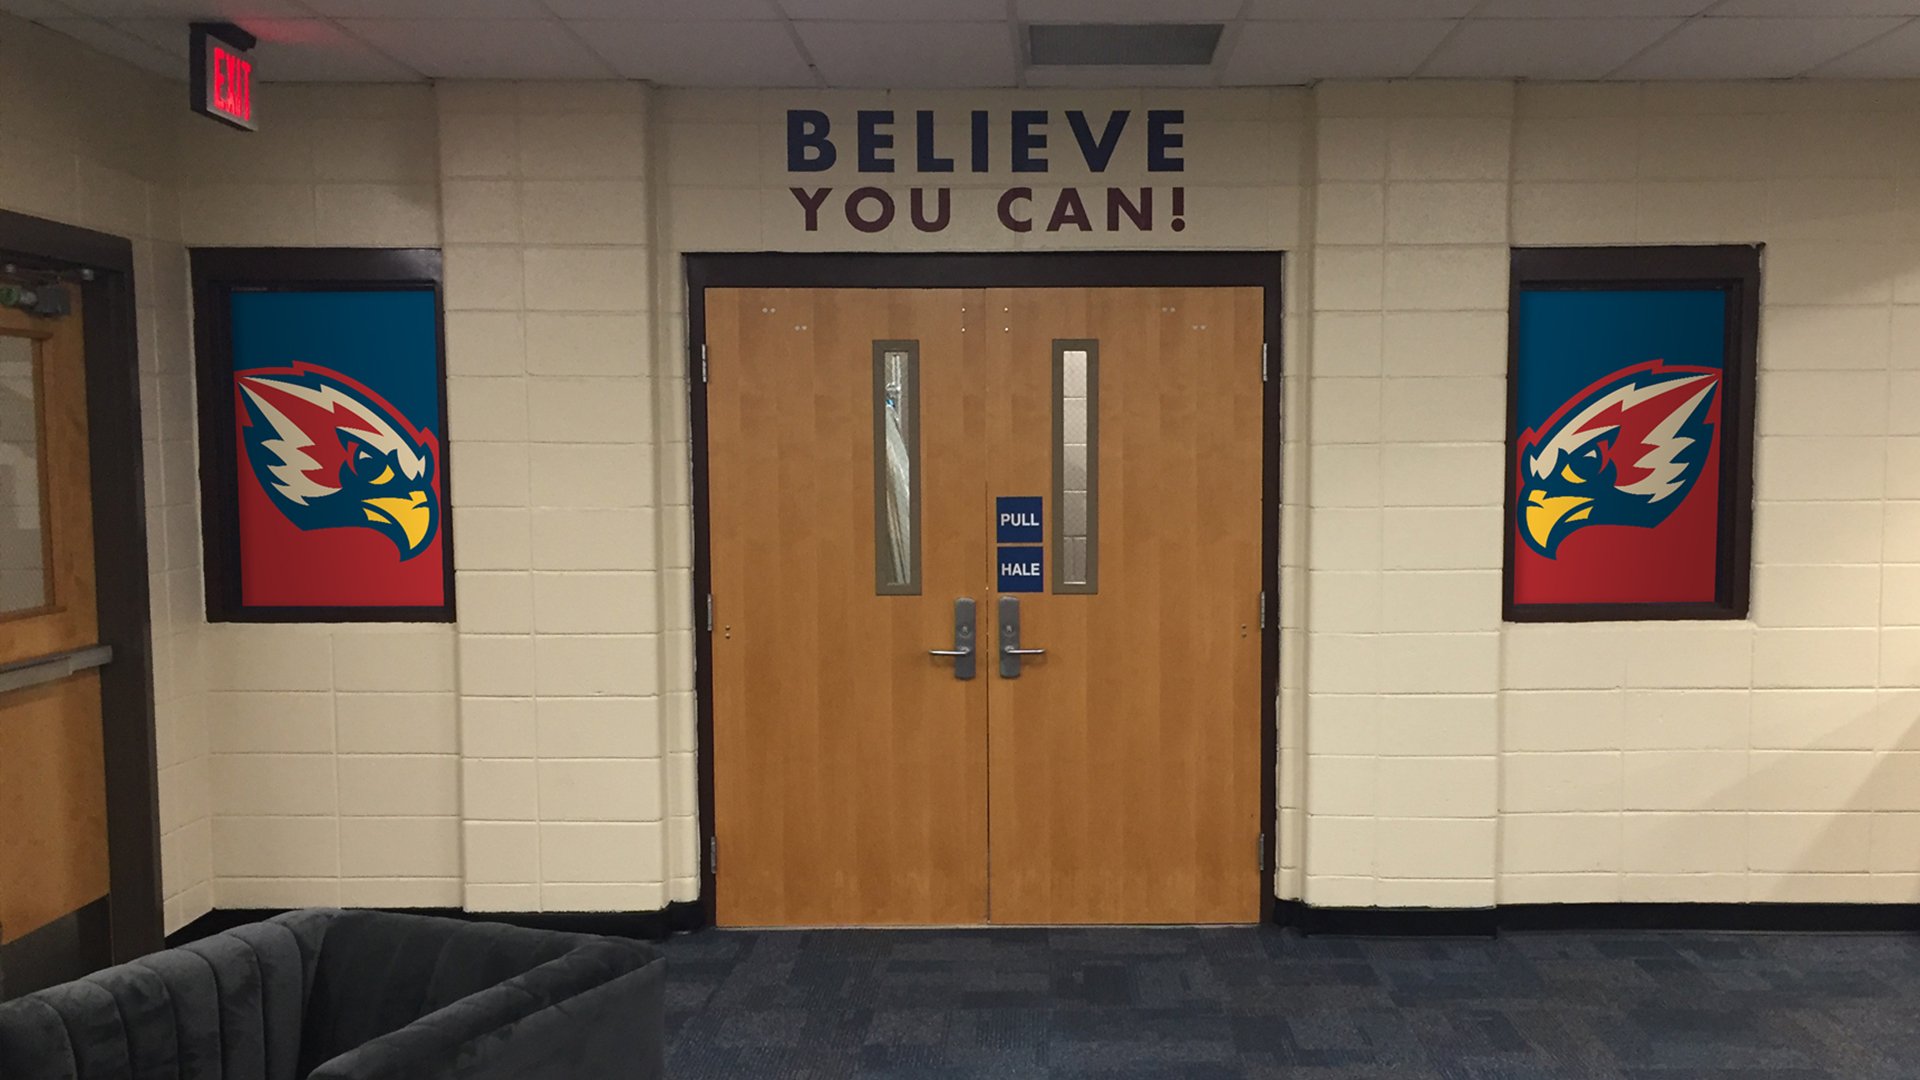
[0,909,665,1080]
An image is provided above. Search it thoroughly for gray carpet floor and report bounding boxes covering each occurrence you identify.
[656,925,1920,1079]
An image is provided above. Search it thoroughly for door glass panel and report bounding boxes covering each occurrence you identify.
[874,341,920,594]
[1055,340,1097,593]
[0,333,48,615]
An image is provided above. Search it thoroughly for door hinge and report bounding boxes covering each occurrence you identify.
[708,836,718,874]
[705,593,714,632]
[700,343,708,383]
[1261,342,1268,382]
[1258,590,1267,630]
[1258,832,1267,872]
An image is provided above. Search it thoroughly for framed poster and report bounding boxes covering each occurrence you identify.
[193,249,453,622]
[1505,246,1759,622]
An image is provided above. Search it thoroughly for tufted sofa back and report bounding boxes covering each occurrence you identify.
[0,910,664,1080]
[0,914,326,1080]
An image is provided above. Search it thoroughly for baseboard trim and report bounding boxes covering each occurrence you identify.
[1273,900,1497,937]
[1271,899,1920,936]
[1,897,113,999]
[164,897,1920,948]
[165,900,708,950]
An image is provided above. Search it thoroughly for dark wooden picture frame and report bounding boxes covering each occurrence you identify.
[191,248,455,624]
[684,251,1285,926]
[1504,245,1760,623]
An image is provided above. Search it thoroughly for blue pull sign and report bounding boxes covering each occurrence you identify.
[997,496,1043,544]
[998,546,1044,593]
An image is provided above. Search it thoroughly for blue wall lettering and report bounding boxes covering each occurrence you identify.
[1011,109,1048,173]
[857,109,894,173]
[787,109,834,172]
[915,110,953,173]
[1066,110,1129,172]
[1146,109,1184,172]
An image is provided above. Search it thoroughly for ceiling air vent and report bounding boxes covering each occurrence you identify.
[1027,23,1225,67]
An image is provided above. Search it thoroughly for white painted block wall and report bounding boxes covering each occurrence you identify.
[1497,81,1920,905]
[1302,82,1513,909]
[174,83,460,913]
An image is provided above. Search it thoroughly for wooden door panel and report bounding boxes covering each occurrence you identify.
[986,287,1264,925]
[0,675,108,944]
[708,287,989,926]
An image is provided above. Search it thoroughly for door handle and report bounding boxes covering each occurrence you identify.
[929,597,976,680]
[0,644,112,694]
[997,596,1046,679]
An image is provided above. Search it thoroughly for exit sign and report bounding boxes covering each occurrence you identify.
[191,23,257,132]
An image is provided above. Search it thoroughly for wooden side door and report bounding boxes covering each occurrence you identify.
[706,287,991,926]
[0,290,110,959]
[984,286,1265,924]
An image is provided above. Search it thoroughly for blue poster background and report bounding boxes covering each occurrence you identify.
[1514,289,1726,426]
[230,290,441,424]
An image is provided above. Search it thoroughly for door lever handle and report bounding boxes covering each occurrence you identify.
[931,598,977,680]
[997,596,1046,678]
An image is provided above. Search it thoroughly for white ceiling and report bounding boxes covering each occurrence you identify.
[5,0,1920,86]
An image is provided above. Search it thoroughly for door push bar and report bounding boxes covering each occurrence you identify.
[0,644,112,695]
[928,597,977,680]
[997,596,1046,679]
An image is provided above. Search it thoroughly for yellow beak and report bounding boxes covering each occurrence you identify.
[363,491,433,553]
[1524,488,1593,553]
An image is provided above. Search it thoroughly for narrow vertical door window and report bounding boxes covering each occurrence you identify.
[0,333,48,614]
[1054,340,1097,593]
[874,341,921,594]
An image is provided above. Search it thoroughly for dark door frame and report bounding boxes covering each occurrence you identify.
[0,209,164,981]
[685,251,1285,926]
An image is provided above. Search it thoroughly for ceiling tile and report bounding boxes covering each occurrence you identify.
[1015,0,1244,22]
[1714,0,1920,14]
[1812,17,1920,75]
[305,0,545,16]
[340,17,614,78]
[793,20,1016,86]
[39,17,178,75]
[107,16,189,56]
[245,18,424,80]
[58,0,312,14]
[1474,0,1710,14]
[0,0,86,19]
[1613,16,1904,78]
[1245,0,1476,19]
[544,0,778,17]
[1423,17,1682,78]
[1023,63,1218,86]
[777,0,1003,20]
[1222,19,1454,83]
[576,20,813,85]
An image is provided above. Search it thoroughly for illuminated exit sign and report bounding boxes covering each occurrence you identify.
[191,23,257,131]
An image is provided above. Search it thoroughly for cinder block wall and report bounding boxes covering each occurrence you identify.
[1492,82,1920,906]
[8,4,1920,923]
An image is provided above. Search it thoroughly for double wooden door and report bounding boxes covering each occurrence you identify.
[706,285,1264,926]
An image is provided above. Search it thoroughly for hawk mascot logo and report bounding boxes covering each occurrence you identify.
[235,363,440,560]
[1515,360,1719,559]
